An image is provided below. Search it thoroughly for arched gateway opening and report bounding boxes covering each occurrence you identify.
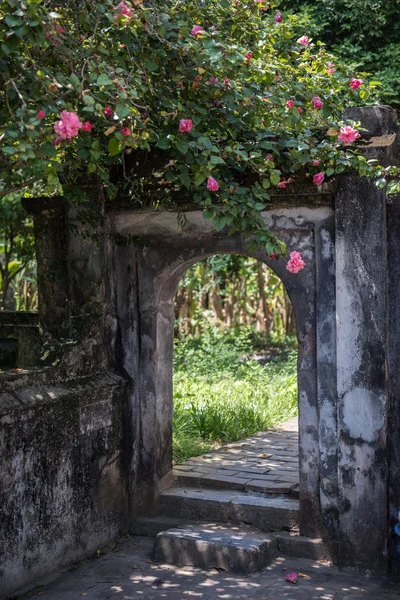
[172,255,299,495]
[112,206,336,543]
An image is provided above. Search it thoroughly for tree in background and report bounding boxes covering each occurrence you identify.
[175,255,295,339]
[0,195,36,310]
[280,0,400,107]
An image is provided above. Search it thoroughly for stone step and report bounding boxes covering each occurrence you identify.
[273,531,334,561]
[132,516,189,538]
[173,468,299,495]
[158,487,299,531]
[152,522,277,573]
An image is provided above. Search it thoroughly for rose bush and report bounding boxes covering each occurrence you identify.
[0,0,399,256]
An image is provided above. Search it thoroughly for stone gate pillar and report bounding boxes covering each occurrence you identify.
[336,174,388,572]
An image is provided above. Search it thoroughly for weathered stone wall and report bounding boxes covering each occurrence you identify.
[0,372,129,598]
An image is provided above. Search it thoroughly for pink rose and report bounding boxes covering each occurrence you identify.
[207,177,219,191]
[37,110,46,120]
[337,125,360,145]
[191,25,204,37]
[179,119,193,133]
[328,62,336,74]
[53,135,62,146]
[113,2,132,17]
[286,100,294,108]
[55,25,66,34]
[207,77,217,84]
[312,159,320,166]
[245,52,253,60]
[53,110,83,139]
[265,154,274,161]
[278,181,286,189]
[224,77,230,85]
[313,172,325,185]
[275,12,283,22]
[121,127,131,136]
[297,36,309,46]
[82,121,93,132]
[297,107,303,114]
[311,96,324,109]
[104,106,114,117]
[350,78,363,90]
[285,571,298,584]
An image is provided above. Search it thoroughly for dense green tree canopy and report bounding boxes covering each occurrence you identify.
[280,0,400,107]
[1,0,399,255]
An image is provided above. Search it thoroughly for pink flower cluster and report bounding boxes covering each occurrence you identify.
[207,177,219,191]
[312,96,324,109]
[54,110,83,140]
[328,61,335,74]
[113,2,132,19]
[350,78,363,90]
[179,119,193,133]
[337,125,360,145]
[297,35,309,46]
[191,25,204,37]
[286,252,305,274]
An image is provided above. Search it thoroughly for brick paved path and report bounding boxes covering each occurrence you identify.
[173,417,299,497]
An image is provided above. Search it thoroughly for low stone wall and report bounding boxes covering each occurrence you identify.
[0,372,129,598]
[0,311,41,369]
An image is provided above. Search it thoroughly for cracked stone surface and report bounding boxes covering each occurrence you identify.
[14,535,400,600]
[173,418,299,497]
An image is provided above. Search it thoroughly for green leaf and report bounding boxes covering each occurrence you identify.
[1,146,16,154]
[83,95,95,106]
[179,169,190,187]
[116,104,129,118]
[262,178,270,189]
[270,170,281,185]
[108,138,121,156]
[176,141,188,154]
[88,163,97,173]
[156,138,171,149]
[194,171,207,186]
[210,155,226,165]
[254,203,265,210]
[97,74,113,86]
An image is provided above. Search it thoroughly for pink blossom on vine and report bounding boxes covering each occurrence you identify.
[338,125,360,145]
[275,12,283,22]
[312,96,324,109]
[121,127,131,136]
[37,110,46,120]
[350,78,363,90]
[104,106,114,117]
[191,25,204,37]
[297,35,309,46]
[53,110,82,139]
[286,252,305,273]
[313,172,325,185]
[286,99,294,108]
[179,119,193,133]
[312,159,320,166]
[82,121,93,132]
[207,177,219,191]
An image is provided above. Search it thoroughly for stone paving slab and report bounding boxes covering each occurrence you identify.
[16,534,400,600]
[174,418,299,494]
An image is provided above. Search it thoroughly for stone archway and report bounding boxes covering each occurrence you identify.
[110,205,337,542]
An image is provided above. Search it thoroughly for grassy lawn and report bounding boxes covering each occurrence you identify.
[172,328,298,463]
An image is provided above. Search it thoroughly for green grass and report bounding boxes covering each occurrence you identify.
[172,327,298,463]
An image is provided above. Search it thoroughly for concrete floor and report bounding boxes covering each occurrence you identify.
[14,534,400,600]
